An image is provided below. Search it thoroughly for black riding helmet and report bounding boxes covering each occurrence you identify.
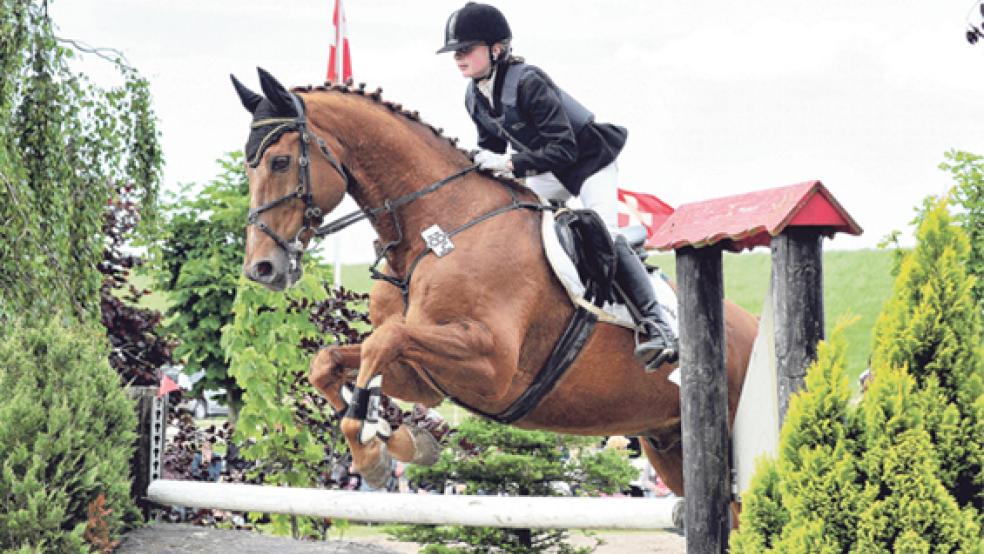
[436,2,511,54]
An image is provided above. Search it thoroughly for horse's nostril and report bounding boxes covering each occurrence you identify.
[254,260,274,278]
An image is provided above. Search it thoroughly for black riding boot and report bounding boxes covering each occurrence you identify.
[613,235,679,371]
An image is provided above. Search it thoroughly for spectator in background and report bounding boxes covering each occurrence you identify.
[859,363,873,393]
[604,435,631,452]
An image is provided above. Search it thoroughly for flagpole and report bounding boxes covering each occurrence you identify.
[328,0,347,289]
[333,236,343,290]
[335,0,344,83]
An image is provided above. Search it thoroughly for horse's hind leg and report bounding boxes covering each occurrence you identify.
[641,436,685,497]
[642,436,741,530]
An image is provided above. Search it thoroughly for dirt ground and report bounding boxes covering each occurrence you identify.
[117,523,686,553]
[358,529,686,553]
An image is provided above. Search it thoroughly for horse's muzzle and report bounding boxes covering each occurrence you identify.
[243,251,301,291]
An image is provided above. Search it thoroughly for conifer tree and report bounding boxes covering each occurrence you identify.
[870,200,984,526]
[853,367,980,552]
[0,318,138,551]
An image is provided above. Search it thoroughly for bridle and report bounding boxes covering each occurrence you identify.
[246,92,481,274]
[247,94,349,272]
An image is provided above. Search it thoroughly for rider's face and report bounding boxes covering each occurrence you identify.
[453,44,491,79]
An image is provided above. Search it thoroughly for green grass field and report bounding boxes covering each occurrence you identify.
[653,249,895,392]
[125,273,171,313]
[339,248,896,394]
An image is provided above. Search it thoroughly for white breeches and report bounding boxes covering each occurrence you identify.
[524,161,622,238]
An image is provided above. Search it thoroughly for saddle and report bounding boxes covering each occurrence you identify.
[552,210,649,308]
[553,209,616,308]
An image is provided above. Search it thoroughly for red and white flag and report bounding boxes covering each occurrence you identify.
[617,188,674,247]
[326,0,353,83]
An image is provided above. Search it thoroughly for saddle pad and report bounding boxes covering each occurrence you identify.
[541,210,679,334]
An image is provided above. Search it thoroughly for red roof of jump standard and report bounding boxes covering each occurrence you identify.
[649,180,862,252]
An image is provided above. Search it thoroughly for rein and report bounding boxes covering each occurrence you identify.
[365,178,546,308]
[248,93,549,306]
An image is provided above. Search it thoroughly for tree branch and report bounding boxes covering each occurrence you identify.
[55,36,134,69]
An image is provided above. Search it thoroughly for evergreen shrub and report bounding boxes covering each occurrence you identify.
[0,317,137,552]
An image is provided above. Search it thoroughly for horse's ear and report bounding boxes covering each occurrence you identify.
[257,67,296,115]
[230,74,263,113]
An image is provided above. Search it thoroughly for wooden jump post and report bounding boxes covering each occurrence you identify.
[651,181,861,554]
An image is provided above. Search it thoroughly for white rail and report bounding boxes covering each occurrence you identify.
[148,480,682,530]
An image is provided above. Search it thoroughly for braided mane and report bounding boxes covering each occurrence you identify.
[291,79,531,195]
[291,79,472,159]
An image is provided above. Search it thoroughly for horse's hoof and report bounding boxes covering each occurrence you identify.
[359,443,393,489]
[409,425,443,466]
[672,497,686,536]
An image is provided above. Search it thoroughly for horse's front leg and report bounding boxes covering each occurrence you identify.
[342,317,508,488]
[309,342,444,471]
[309,344,360,414]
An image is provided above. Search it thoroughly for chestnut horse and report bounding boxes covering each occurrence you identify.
[233,68,758,495]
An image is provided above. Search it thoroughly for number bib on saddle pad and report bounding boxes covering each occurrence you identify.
[541,210,680,336]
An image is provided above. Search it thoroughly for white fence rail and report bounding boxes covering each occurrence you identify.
[148,479,682,530]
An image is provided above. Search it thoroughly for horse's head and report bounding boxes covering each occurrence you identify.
[232,68,349,291]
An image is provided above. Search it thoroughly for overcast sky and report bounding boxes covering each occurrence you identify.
[52,0,984,262]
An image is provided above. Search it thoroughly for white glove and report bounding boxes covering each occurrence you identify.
[474,149,513,176]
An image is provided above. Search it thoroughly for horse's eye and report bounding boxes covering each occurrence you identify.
[271,156,291,172]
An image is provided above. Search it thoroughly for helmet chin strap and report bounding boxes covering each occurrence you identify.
[472,44,504,83]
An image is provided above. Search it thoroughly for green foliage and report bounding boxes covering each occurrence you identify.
[0,316,138,552]
[871,199,984,527]
[388,418,635,553]
[939,149,984,308]
[734,200,984,552]
[729,460,787,552]
[221,268,346,538]
[853,368,980,553]
[149,152,249,413]
[0,1,162,321]
[732,323,870,553]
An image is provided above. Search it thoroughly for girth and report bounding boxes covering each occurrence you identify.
[421,306,598,425]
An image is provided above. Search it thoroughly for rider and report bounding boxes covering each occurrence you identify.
[437,2,678,369]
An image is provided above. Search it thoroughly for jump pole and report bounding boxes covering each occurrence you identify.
[147,479,681,529]
[652,180,861,553]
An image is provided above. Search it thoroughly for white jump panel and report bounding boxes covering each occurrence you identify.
[148,480,681,530]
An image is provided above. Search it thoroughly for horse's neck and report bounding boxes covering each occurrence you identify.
[307,94,494,272]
